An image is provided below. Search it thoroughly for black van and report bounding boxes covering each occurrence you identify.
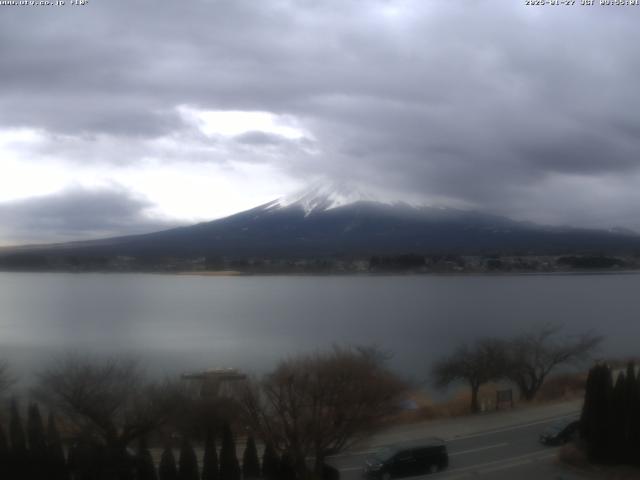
[363,438,449,479]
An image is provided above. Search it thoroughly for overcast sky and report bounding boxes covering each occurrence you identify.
[1,0,639,245]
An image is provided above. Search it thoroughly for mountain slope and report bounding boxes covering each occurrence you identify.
[3,189,640,259]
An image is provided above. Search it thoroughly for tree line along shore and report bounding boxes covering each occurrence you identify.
[0,252,639,274]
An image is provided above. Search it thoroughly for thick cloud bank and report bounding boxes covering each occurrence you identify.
[1,0,640,243]
[0,187,179,246]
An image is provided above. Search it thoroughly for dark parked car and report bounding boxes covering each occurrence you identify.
[322,462,340,480]
[363,438,449,479]
[539,417,580,445]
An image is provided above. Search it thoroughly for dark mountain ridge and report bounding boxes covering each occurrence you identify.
[2,194,639,261]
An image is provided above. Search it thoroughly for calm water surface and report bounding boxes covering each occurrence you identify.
[1,272,639,384]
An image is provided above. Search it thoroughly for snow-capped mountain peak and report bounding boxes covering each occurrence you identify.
[271,182,385,215]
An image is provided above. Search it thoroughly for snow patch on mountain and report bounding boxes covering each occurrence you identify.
[268,182,422,216]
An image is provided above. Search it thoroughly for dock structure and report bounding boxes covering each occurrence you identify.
[181,367,247,397]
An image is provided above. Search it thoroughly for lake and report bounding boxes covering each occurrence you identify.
[1,272,639,386]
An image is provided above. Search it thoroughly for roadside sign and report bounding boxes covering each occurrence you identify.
[496,389,514,410]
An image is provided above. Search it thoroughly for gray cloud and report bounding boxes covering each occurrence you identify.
[234,131,290,146]
[1,0,640,230]
[0,186,180,245]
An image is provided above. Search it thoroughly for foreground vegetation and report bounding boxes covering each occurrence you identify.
[580,362,640,466]
[0,347,406,480]
[0,326,621,479]
[555,362,640,478]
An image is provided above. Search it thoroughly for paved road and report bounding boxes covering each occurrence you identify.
[329,411,588,479]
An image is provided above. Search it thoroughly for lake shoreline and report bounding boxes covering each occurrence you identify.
[3,268,640,277]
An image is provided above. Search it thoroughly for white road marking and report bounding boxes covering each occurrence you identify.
[339,446,551,474]
[447,412,579,442]
[331,449,377,459]
[432,449,553,478]
[340,466,362,472]
[331,411,579,460]
[479,458,533,474]
[449,442,508,457]
[332,440,509,460]
[332,412,575,477]
[478,453,555,475]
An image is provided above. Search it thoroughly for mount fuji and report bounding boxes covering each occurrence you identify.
[2,184,640,260]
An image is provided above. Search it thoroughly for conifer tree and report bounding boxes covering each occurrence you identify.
[581,364,614,463]
[179,438,199,480]
[137,437,158,480]
[65,443,78,479]
[159,447,179,480]
[201,431,219,480]
[580,365,596,441]
[219,424,240,480]
[0,423,10,479]
[46,413,69,480]
[610,372,626,463]
[242,435,260,479]
[109,443,136,480]
[622,363,637,463]
[9,398,28,479]
[27,403,48,466]
[261,443,280,480]
[633,367,640,466]
[598,365,614,463]
[10,399,27,456]
[278,450,297,480]
[66,440,97,480]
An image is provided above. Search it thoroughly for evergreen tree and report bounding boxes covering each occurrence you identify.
[10,399,27,456]
[65,443,78,479]
[219,424,240,480]
[242,435,260,479]
[67,439,98,480]
[580,365,596,441]
[106,443,136,480]
[46,413,69,480]
[159,447,179,480]
[0,423,10,479]
[261,443,280,480]
[610,372,626,463]
[598,365,614,464]
[201,431,219,480]
[9,398,28,479]
[137,437,158,480]
[179,438,199,480]
[623,363,637,463]
[633,368,640,466]
[27,403,48,473]
[581,364,614,464]
[278,450,297,480]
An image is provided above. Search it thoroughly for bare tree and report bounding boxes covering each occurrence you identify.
[237,346,407,478]
[34,355,179,449]
[432,338,507,413]
[159,384,239,441]
[505,324,602,401]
